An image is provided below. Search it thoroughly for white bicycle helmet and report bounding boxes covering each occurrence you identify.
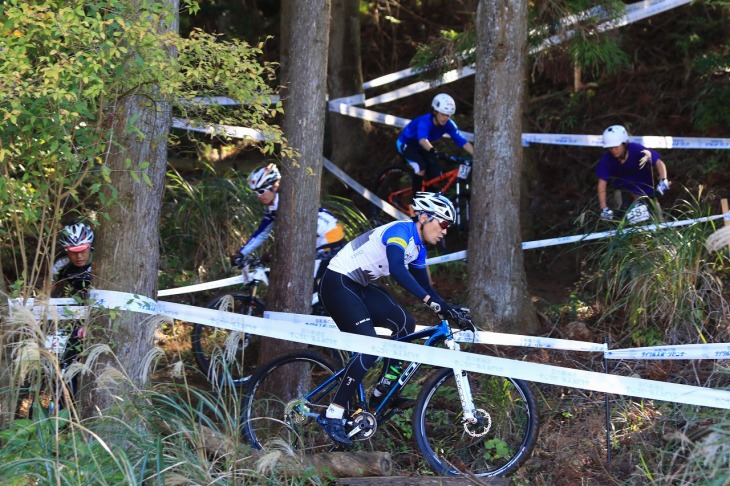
[431,94,456,116]
[247,163,281,192]
[602,125,629,148]
[413,192,456,223]
[59,222,94,252]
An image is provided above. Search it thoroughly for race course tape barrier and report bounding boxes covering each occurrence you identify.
[10,290,730,410]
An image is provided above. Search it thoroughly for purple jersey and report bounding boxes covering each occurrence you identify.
[596,143,662,197]
[397,113,469,148]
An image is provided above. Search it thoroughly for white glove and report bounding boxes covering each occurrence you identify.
[600,207,614,220]
[656,179,671,195]
[639,149,652,169]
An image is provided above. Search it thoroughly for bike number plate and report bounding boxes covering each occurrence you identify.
[45,332,70,355]
[458,164,471,180]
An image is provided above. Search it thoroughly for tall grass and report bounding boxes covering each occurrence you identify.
[0,301,331,484]
[581,192,730,346]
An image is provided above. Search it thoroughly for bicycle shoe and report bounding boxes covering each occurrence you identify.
[317,415,352,447]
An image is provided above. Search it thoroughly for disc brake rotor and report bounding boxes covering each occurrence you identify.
[463,408,491,437]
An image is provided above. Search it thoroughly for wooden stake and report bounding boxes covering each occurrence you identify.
[722,198,730,252]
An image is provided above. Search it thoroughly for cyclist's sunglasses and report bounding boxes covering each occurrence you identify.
[254,186,273,195]
[429,216,451,230]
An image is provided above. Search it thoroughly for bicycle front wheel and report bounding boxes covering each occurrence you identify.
[241,351,341,453]
[413,368,539,477]
[191,292,265,379]
[372,164,415,221]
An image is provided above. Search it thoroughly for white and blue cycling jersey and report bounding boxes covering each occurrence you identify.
[238,193,345,257]
[327,220,426,287]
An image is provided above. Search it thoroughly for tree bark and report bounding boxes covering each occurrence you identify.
[327,0,369,180]
[260,0,331,362]
[469,0,536,334]
[82,1,178,413]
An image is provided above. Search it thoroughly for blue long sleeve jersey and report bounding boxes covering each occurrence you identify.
[238,193,345,257]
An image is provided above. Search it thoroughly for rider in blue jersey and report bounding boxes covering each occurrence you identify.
[397,94,474,198]
[316,192,465,446]
[230,163,346,284]
[597,125,670,222]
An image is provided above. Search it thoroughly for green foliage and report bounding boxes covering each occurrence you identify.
[582,192,730,345]
[0,0,287,298]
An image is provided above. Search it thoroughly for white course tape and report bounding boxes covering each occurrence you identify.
[7,298,89,321]
[171,117,270,142]
[264,311,607,352]
[86,289,730,409]
[158,275,245,297]
[606,343,730,360]
[323,158,410,221]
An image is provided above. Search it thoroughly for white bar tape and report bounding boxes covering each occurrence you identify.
[522,133,730,149]
[84,289,730,409]
[6,298,89,321]
[157,275,245,297]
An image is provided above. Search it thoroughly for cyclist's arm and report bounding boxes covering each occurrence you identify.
[387,245,448,309]
[462,141,474,155]
[238,213,276,257]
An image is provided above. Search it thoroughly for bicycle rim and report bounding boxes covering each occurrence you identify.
[242,351,341,453]
[191,292,264,379]
[414,369,539,477]
[373,165,415,220]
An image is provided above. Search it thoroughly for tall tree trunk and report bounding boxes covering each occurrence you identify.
[82,1,177,414]
[468,0,536,334]
[259,0,331,361]
[327,0,369,179]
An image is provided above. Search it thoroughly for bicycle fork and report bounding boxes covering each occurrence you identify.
[446,338,491,437]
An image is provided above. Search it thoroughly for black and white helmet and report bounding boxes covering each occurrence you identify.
[413,192,455,223]
[247,163,281,192]
[59,222,94,252]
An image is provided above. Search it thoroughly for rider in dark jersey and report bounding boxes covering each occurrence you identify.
[50,222,94,386]
[397,94,474,199]
[316,192,465,446]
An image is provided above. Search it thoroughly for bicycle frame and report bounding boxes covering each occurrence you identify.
[295,319,478,429]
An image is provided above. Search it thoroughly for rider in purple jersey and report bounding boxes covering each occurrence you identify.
[596,125,670,221]
[396,94,474,199]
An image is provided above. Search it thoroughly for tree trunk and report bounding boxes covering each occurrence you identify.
[327,0,369,181]
[82,1,177,414]
[259,0,331,362]
[468,0,536,334]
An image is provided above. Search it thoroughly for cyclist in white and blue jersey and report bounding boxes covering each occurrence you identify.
[230,163,346,283]
[316,192,464,446]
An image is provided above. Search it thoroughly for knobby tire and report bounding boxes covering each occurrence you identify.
[413,369,539,477]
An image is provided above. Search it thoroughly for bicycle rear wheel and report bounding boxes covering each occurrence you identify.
[372,164,415,222]
[241,351,341,453]
[413,368,539,477]
[191,292,265,380]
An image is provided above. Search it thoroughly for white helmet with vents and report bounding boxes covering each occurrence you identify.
[60,222,94,252]
[431,94,456,116]
[413,192,455,223]
[247,163,281,192]
[602,125,629,148]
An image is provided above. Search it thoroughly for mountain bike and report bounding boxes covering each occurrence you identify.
[240,312,539,478]
[190,256,336,383]
[373,155,472,230]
